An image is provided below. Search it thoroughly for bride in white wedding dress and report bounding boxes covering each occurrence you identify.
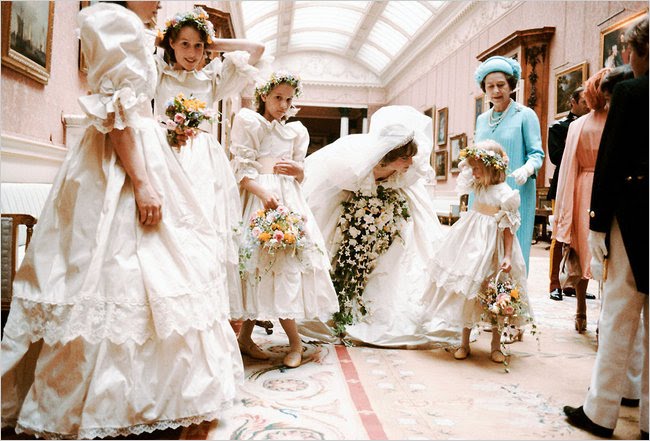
[298,105,460,348]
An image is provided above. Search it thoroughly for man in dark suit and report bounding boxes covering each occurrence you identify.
[564,17,648,439]
[547,87,589,301]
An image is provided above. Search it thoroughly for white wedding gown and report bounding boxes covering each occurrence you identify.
[1,4,242,438]
[299,106,461,348]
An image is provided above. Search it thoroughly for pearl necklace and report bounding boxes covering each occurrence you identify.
[488,100,513,130]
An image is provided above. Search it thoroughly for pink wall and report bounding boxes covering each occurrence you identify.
[387,1,647,195]
[2,2,88,147]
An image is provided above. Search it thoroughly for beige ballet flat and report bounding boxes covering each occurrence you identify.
[454,346,470,360]
[283,350,302,368]
[238,340,270,360]
[490,350,506,363]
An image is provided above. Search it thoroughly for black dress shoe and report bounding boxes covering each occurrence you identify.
[621,397,640,407]
[564,405,614,438]
[550,288,563,301]
[586,292,597,300]
[563,287,576,297]
[641,430,649,440]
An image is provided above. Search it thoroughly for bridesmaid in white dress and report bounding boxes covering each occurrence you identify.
[420,140,534,363]
[299,106,456,348]
[154,7,264,311]
[230,72,338,368]
[1,3,242,438]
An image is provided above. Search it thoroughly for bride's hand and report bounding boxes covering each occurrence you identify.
[273,160,304,182]
[500,257,512,273]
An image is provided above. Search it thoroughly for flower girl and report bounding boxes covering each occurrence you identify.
[154,7,264,309]
[421,140,534,363]
[229,72,338,368]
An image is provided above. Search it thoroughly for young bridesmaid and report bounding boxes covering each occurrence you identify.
[229,72,338,368]
[421,140,534,363]
[154,7,264,307]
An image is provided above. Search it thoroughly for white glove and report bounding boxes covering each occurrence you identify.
[588,230,608,264]
[590,257,604,281]
[510,162,535,186]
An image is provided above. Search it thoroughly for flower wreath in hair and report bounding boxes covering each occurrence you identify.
[158,7,216,44]
[459,147,509,170]
[254,71,303,101]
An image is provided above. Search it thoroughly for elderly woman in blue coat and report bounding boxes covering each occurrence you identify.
[474,55,544,273]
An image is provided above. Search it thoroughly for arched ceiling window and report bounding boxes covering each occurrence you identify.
[236,1,449,82]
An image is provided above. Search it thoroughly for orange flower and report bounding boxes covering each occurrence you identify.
[259,232,271,242]
[271,223,280,231]
[256,209,266,217]
[284,233,295,244]
[510,288,519,299]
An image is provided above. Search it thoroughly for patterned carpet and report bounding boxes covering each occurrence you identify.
[184,243,642,440]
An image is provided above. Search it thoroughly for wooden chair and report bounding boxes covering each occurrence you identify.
[1,214,37,332]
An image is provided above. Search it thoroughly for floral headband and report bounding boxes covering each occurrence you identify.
[158,7,216,44]
[459,147,509,170]
[255,71,303,100]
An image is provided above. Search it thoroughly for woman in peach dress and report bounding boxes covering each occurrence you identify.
[553,67,611,333]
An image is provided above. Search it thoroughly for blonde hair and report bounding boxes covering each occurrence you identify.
[465,140,508,188]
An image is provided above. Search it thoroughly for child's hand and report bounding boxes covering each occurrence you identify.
[500,257,512,273]
[260,191,280,210]
[274,160,304,181]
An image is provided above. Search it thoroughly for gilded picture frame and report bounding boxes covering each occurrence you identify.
[554,61,588,119]
[436,107,448,146]
[449,133,467,173]
[1,1,55,84]
[600,9,647,69]
[434,149,448,181]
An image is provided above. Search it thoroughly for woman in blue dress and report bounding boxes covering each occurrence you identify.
[474,56,544,273]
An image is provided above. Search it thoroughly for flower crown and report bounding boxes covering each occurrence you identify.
[255,71,303,100]
[158,7,216,44]
[459,147,509,170]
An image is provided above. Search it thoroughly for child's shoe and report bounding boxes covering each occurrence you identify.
[453,346,470,360]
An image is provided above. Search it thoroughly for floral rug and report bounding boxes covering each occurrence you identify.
[182,331,372,440]
[182,250,641,440]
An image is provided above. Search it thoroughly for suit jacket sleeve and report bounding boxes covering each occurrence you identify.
[547,121,568,166]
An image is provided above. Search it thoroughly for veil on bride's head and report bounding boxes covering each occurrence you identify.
[303,106,434,213]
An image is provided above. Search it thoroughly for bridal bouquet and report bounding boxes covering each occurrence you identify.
[159,93,216,147]
[331,185,410,337]
[239,205,307,276]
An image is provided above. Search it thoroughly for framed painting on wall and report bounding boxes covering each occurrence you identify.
[436,107,448,146]
[449,133,467,173]
[600,10,647,69]
[1,1,55,84]
[555,61,588,119]
[434,149,447,181]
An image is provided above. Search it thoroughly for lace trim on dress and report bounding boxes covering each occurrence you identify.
[496,208,521,233]
[4,281,230,346]
[78,78,150,134]
[10,401,235,440]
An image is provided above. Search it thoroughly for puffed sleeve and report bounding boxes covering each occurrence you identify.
[77,5,156,133]
[212,51,260,102]
[288,122,310,162]
[230,109,264,182]
[496,186,521,233]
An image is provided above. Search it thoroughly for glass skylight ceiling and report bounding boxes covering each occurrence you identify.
[239,1,444,76]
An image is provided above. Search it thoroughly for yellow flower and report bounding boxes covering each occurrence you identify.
[284,233,296,244]
[270,223,280,231]
[510,288,519,299]
[259,232,271,242]
[256,209,266,217]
